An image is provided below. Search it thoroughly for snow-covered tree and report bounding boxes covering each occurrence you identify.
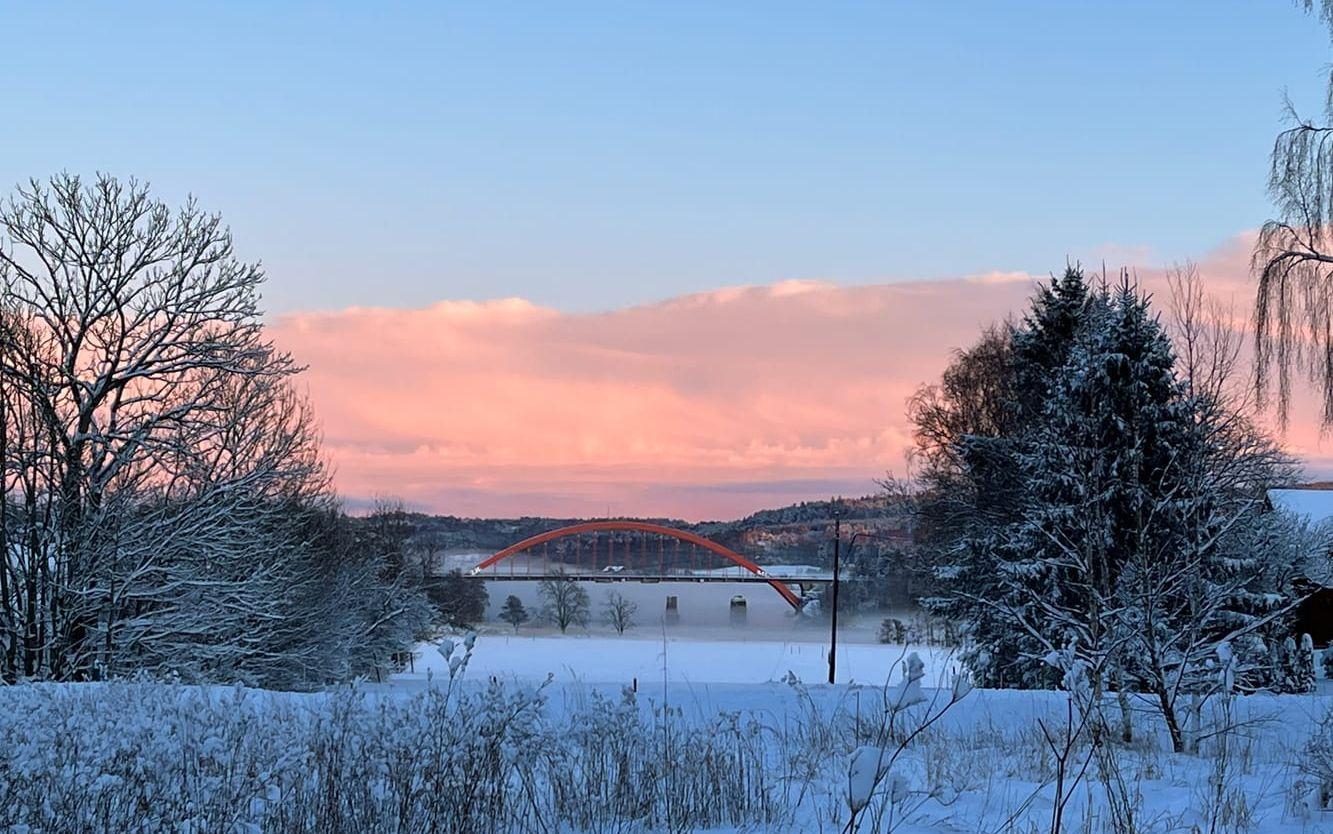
[0,174,428,685]
[913,267,1101,687]
[917,269,1310,724]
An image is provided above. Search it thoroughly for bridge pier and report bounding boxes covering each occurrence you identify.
[729,595,747,626]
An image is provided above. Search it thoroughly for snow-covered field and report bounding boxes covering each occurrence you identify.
[394,633,956,687]
[5,633,1333,832]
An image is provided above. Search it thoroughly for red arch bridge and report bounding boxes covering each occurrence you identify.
[467,521,834,609]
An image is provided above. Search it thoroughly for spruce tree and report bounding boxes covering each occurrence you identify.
[929,268,1100,687]
[953,280,1304,751]
[994,280,1194,690]
[1010,266,1095,419]
[921,268,1304,702]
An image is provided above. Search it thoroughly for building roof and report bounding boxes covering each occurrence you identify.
[1268,488,1333,528]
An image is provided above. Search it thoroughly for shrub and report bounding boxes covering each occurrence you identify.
[879,618,908,644]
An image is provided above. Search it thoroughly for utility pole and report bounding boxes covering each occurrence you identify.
[830,528,900,685]
[828,498,842,685]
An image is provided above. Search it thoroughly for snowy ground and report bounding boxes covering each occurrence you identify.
[7,633,1333,832]
[392,633,957,688]
[386,634,1333,832]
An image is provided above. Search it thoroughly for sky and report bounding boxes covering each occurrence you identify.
[4,3,1333,519]
[271,237,1333,520]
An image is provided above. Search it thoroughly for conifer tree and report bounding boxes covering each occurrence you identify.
[917,267,1100,686]
[427,570,490,628]
[923,270,1306,709]
[499,595,529,632]
[994,281,1194,693]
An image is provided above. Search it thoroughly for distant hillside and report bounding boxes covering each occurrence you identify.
[406,493,913,567]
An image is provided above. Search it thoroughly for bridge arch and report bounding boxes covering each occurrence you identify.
[471,520,805,609]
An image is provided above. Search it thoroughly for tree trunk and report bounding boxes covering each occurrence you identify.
[1114,666,1133,744]
[1155,684,1185,754]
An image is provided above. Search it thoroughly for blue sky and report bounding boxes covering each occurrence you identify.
[2,2,1329,314]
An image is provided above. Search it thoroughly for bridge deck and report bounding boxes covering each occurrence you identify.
[470,521,829,608]
[470,572,834,584]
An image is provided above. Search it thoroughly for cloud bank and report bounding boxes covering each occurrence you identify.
[271,234,1331,521]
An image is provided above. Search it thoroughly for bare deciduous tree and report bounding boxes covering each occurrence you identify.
[0,174,428,684]
[539,572,589,634]
[1253,1,1333,425]
[602,590,637,635]
[1167,262,1248,411]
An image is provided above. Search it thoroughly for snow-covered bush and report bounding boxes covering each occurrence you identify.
[541,687,783,831]
[0,645,786,833]
[1300,705,1333,812]
[1,638,1321,834]
[0,674,550,832]
[839,652,973,832]
[1297,634,1317,693]
[780,669,851,784]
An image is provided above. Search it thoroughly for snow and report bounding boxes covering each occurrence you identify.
[6,660,1333,832]
[690,563,832,579]
[882,651,927,712]
[1270,487,1333,527]
[847,744,891,813]
[393,633,959,687]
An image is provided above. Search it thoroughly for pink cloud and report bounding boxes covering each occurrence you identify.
[270,235,1333,520]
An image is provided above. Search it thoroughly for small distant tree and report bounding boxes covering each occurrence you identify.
[363,497,416,580]
[408,530,450,584]
[603,591,638,635]
[499,595,529,632]
[427,570,490,628]
[539,573,590,633]
[878,618,907,645]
